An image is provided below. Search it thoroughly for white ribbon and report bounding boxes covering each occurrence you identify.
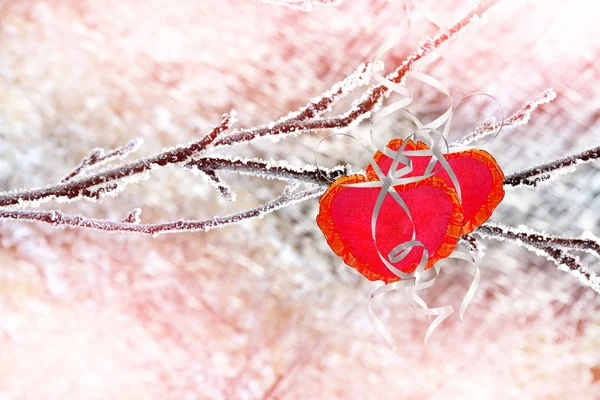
[315,0,500,350]
[362,1,491,350]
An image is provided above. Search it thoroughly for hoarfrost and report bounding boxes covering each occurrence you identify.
[453,89,557,148]
[582,231,599,241]
[123,208,142,224]
[194,169,236,202]
[556,259,600,295]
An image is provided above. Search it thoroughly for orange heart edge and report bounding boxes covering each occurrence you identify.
[316,174,465,283]
[365,139,506,234]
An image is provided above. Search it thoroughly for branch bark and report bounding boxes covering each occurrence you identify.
[475,223,600,294]
[0,187,323,236]
[504,144,600,187]
[474,223,600,259]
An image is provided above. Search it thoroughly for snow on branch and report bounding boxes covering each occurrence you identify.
[186,156,347,186]
[540,246,600,294]
[61,138,143,183]
[0,186,323,236]
[504,143,600,187]
[278,62,379,123]
[475,223,600,260]
[0,112,237,208]
[215,1,497,148]
[452,89,557,148]
[459,234,485,259]
[194,169,237,202]
[474,223,600,294]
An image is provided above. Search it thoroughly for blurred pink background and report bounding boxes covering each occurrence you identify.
[0,0,599,398]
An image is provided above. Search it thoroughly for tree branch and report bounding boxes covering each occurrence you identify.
[277,62,375,123]
[0,187,323,236]
[186,156,346,186]
[452,89,557,148]
[214,0,499,148]
[473,223,600,293]
[459,234,485,258]
[0,113,236,208]
[536,246,600,294]
[0,154,341,209]
[504,144,600,187]
[195,169,237,202]
[61,138,144,183]
[474,223,600,259]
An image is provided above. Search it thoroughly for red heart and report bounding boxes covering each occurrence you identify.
[317,174,464,283]
[365,139,505,234]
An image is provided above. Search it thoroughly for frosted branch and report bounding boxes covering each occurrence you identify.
[61,138,143,182]
[475,223,600,260]
[504,144,600,187]
[540,247,600,295]
[473,223,600,293]
[0,4,497,211]
[452,89,557,148]
[0,187,323,236]
[278,62,378,123]
[0,153,341,209]
[459,234,485,258]
[186,156,346,186]
[215,1,499,148]
[0,113,238,208]
[123,208,142,224]
[197,111,237,149]
[79,182,119,201]
[195,169,236,202]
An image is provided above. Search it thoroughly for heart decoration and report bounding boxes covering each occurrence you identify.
[316,174,465,283]
[317,139,505,283]
[365,139,505,234]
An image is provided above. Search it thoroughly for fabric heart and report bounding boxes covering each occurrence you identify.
[317,174,464,283]
[365,139,505,234]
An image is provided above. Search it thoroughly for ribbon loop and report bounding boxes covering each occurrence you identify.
[320,0,500,351]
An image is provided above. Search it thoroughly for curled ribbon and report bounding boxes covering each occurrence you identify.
[314,0,502,349]
[361,0,505,349]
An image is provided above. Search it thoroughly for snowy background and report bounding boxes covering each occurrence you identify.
[0,0,599,398]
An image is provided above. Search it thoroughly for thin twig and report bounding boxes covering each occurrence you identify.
[474,223,600,260]
[215,0,499,148]
[452,89,556,148]
[0,155,339,209]
[0,114,237,208]
[278,62,374,123]
[515,174,552,188]
[0,187,323,236]
[122,208,142,223]
[459,234,485,258]
[61,138,143,183]
[474,223,600,293]
[536,246,600,294]
[196,169,236,202]
[504,144,600,187]
[186,156,346,186]
[197,111,237,149]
